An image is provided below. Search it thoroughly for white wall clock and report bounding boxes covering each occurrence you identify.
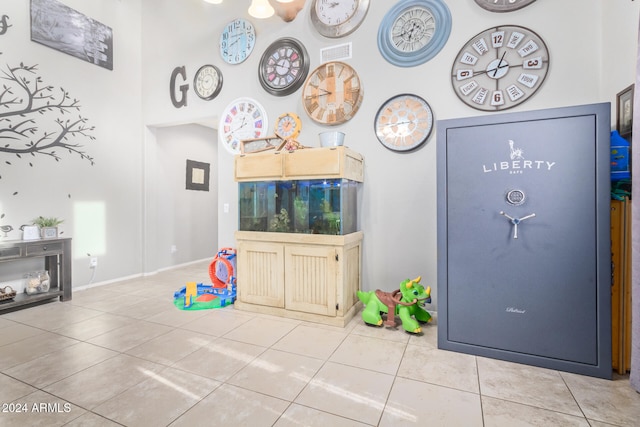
[474,0,537,13]
[193,64,223,100]
[311,0,370,38]
[377,0,451,67]
[374,93,434,152]
[218,97,269,154]
[451,25,550,111]
[259,38,309,96]
[219,18,256,65]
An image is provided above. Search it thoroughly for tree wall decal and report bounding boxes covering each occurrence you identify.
[0,61,96,166]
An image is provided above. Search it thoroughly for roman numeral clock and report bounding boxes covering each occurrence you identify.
[451,25,550,111]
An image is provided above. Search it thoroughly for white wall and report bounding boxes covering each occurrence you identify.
[2,0,639,306]
[140,0,639,308]
[150,124,218,271]
[1,0,143,287]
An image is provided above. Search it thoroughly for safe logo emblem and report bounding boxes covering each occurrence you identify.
[482,139,555,175]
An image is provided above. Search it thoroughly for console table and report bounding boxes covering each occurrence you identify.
[0,237,72,313]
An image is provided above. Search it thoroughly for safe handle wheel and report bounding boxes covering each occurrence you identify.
[500,211,536,239]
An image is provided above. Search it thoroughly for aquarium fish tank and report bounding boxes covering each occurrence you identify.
[238,179,358,235]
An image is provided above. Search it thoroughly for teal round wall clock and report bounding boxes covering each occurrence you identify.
[377,0,452,67]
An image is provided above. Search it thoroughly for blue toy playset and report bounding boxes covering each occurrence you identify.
[173,248,238,310]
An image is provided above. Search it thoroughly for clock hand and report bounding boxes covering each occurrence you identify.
[232,117,248,132]
[477,61,510,77]
[309,88,333,98]
[492,51,507,77]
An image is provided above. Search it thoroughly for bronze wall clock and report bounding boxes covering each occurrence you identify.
[302,61,363,125]
[451,25,550,111]
[311,0,370,38]
[218,97,269,154]
[473,0,537,13]
[374,94,434,152]
[259,38,309,96]
[219,18,256,65]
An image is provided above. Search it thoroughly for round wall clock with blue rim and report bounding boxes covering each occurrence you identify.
[377,0,452,67]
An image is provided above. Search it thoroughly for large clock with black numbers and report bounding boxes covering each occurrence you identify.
[473,0,537,13]
[218,97,269,154]
[259,38,309,96]
[451,25,549,111]
[377,0,451,67]
[219,18,256,65]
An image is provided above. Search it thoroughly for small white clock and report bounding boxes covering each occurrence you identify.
[310,0,370,38]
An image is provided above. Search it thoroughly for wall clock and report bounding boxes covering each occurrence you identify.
[377,0,451,67]
[474,0,537,13]
[302,61,363,125]
[375,93,434,152]
[275,112,302,139]
[311,0,370,38]
[219,18,256,65]
[259,38,309,96]
[193,64,223,100]
[451,25,550,111]
[218,97,269,154]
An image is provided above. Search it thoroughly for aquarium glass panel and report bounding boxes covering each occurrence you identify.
[238,179,358,235]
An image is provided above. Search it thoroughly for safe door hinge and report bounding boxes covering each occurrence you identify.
[336,303,339,310]
[335,253,339,261]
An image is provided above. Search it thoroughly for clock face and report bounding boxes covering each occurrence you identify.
[451,25,550,111]
[375,94,434,152]
[302,61,364,125]
[311,0,370,38]
[219,18,256,65]
[218,97,269,155]
[378,0,451,67]
[193,64,222,100]
[276,112,302,139]
[474,0,537,13]
[259,38,309,96]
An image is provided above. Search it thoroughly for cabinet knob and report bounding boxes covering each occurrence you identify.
[42,246,47,251]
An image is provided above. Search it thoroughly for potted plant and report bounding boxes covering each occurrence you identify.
[32,216,64,239]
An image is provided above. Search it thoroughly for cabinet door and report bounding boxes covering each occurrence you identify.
[238,241,285,308]
[284,245,337,316]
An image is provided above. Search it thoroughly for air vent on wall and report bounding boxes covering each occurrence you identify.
[320,42,352,63]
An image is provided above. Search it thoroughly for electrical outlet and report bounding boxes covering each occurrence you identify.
[90,257,98,268]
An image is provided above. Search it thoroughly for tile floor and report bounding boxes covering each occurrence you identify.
[0,261,639,426]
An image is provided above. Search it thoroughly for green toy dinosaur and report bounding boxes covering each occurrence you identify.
[357,276,432,334]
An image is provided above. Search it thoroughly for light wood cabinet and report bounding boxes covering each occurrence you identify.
[235,146,364,182]
[234,147,364,326]
[235,231,363,326]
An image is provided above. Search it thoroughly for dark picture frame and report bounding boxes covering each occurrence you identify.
[30,0,114,70]
[616,84,634,138]
[185,160,210,192]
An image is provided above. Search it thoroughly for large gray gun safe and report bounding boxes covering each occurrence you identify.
[437,103,612,379]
